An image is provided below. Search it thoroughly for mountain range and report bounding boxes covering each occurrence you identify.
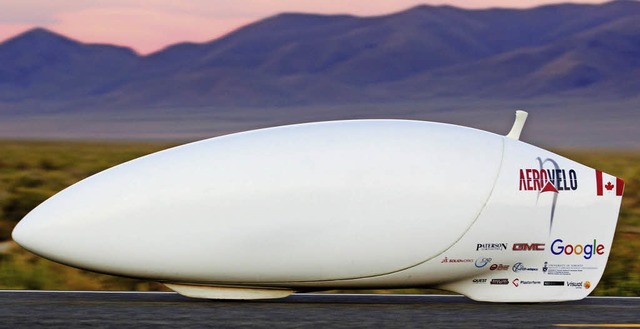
[0,1,638,146]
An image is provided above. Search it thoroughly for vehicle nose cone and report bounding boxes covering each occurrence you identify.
[10,172,130,272]
[12,214,33,249]
[11,196,81,265]
[11,214,35,251]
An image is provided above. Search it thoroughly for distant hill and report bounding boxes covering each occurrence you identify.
[0,1,638,146]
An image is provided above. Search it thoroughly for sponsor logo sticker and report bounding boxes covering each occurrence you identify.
[519,168,578,192]
[440,257,473,264]
[512,262,538,273]
[550,239,605,259]
[512,243,545,251]
[512,279,543,288]
[476,243,508,251]
[566,281,592,289]
[490,278,509,285]
[489,264,509,271]
[567,281,584,289]
[475,257,492,268]
[544,281,565,286]
[542,262,598,276]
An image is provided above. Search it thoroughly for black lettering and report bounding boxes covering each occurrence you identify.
[556,169,563,191]
[562,170,568,190]
[547,169,555,188]
[569,170,578,190]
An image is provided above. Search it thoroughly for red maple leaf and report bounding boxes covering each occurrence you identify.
[605,182,614,190]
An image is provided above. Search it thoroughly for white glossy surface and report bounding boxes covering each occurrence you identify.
[12,116,624,302]
[438,139,622,302]
[13,120,502,282]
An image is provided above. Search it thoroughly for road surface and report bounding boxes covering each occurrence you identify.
[1,291,638,328]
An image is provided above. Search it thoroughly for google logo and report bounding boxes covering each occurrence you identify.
[550,239,605,260]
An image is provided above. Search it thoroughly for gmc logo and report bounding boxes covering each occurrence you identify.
[513,243,545,251]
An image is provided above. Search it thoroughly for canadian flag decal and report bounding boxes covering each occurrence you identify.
[595,170,624,196]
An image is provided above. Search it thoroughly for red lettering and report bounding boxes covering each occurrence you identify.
[526,169,533,190]
[564,244,574,255]
[519,170,526,190]
[532,169,540,190]
[513,243,545,251]
[596,244,605,255]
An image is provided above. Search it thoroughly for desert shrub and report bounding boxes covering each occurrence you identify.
[1,187,52,223]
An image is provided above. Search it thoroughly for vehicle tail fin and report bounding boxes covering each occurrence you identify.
[437,139,623,302]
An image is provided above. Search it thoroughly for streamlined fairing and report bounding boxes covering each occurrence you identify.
[12,111,624,302]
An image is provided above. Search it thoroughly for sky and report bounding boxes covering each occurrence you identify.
[0,0,612,55]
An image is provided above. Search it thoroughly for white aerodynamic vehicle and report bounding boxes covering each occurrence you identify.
[12,111,624,302]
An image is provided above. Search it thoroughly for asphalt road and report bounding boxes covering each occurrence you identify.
[1,291,639,328]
